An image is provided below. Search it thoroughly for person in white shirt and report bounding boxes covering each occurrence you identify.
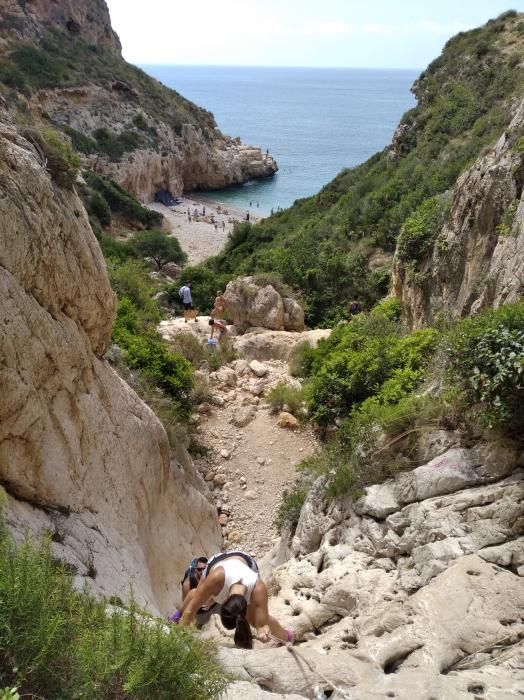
[179,550,294,648]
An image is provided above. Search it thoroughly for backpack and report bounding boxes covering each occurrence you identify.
[179,286,185,300]
[350,301,361,314]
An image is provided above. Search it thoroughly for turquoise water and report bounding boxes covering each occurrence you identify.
[141,65,419,214]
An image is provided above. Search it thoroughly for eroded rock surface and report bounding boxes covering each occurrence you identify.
[223,277,305,332]
[393,97,524,328]
[0,109,221,614]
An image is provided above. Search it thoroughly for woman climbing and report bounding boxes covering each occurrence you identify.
[179,550,294,649]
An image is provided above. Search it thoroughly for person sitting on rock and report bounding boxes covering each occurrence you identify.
[209,318,227,342]
[169,556,219,626]
[211,290,226,318]
[179,550,294,648]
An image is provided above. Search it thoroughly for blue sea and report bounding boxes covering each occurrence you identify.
[141,65,419,214]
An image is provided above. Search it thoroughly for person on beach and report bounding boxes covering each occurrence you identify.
[246,211,250,221]
[222,220,226,231]
[209,318,227,342]
[178,551,294,648]
[214,221,218,232]
[203,206,206,216]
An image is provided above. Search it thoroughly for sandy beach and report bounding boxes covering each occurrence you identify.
[148,195,261,265]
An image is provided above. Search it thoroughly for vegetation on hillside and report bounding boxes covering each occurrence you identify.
[200,11,524,326]
[0,28,216,153]
[0,498,228,699]
[277,302,524,522]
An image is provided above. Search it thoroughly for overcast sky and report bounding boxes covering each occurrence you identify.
[104,1,524,69]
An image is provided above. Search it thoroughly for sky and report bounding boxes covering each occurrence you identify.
[104,1,524,69]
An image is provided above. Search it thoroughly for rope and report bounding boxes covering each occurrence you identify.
[266,633,352,699]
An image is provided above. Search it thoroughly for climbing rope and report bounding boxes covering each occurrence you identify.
[267,633,352,699]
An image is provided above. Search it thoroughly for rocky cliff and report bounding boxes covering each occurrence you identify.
[0,0,277,202]
[393,97,524,329]
[0,0,121,52]
[220,433,524,698]
[0,106,221,614]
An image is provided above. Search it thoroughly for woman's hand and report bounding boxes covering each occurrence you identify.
[257,624,271,642]
[180,609,196,626]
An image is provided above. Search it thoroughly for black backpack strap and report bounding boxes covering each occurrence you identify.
[205,550,258,576]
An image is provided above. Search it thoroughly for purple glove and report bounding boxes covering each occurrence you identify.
[169,609,182,624]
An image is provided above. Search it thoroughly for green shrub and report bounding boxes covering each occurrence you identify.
[170,332,206,368]
[371,297,402,321]
[447,303,524,429]
[109,261,160,323]
[132,229,187,269]
[62,126,98,155]
[274,484,308,531]
[93,127,143,161]
[23,127,80,188]
[192,376,213,405]
[306,315,438,425]
[266,382,306,419]
[84,172,163,229]
[0,503,227,699]
[205,337,237,372]
[10,44,68,89]
[88,190,112,227]
[396,196,443,264]
[288,340,316,378]
[166,266,230,315]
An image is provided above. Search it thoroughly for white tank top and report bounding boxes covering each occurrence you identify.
[211,558,259,604]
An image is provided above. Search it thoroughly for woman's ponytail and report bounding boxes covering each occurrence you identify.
[221,594,253,649]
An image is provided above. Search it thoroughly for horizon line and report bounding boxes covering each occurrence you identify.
[137,62,423,72]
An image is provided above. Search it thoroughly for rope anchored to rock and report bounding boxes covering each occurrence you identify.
[267,633,352,699]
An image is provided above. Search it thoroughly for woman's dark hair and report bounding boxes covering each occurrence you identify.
[220,594,252,649]
[208,319,215,326]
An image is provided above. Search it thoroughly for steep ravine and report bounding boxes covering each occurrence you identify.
[0,106,221,615]
[159,298,523,699]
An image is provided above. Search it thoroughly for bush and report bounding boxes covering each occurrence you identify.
[205,337,237,372]
[396,196,444,264]
[288,340,316,378]
[306,315,438,425]
[0,501,227,699]
[166,266,230,315]
[371,297,402,321]
[23,127,80,188]
[274,484,308,531]
[132,230,187,269]
[447,303,524,430]
[88,189,112,227]
[93,127,143,161]
[266,382,306,419]
[170,332,206,368]
[84,172,163,229]
[109,261,160,323]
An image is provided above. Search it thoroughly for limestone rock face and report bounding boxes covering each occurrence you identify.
[0,110,221,613]
[223,277,305,333]
[0,0,121,52]
[233,328,331,362]
[393,97,524,329]
[246,433,523,698]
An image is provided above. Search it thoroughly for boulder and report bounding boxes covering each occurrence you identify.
[277,412,299,430]
[223,277,304,332]
[249,360,268,377]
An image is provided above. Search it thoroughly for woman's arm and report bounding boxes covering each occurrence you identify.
[249,580,271,640]
[179,569,222,625]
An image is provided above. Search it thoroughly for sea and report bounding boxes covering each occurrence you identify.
[141,65,420,215]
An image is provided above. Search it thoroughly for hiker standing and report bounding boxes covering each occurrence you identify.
[179,551,294,648]
[211,290,226,318]
[347,299,362,318]
[179,281,194,322]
